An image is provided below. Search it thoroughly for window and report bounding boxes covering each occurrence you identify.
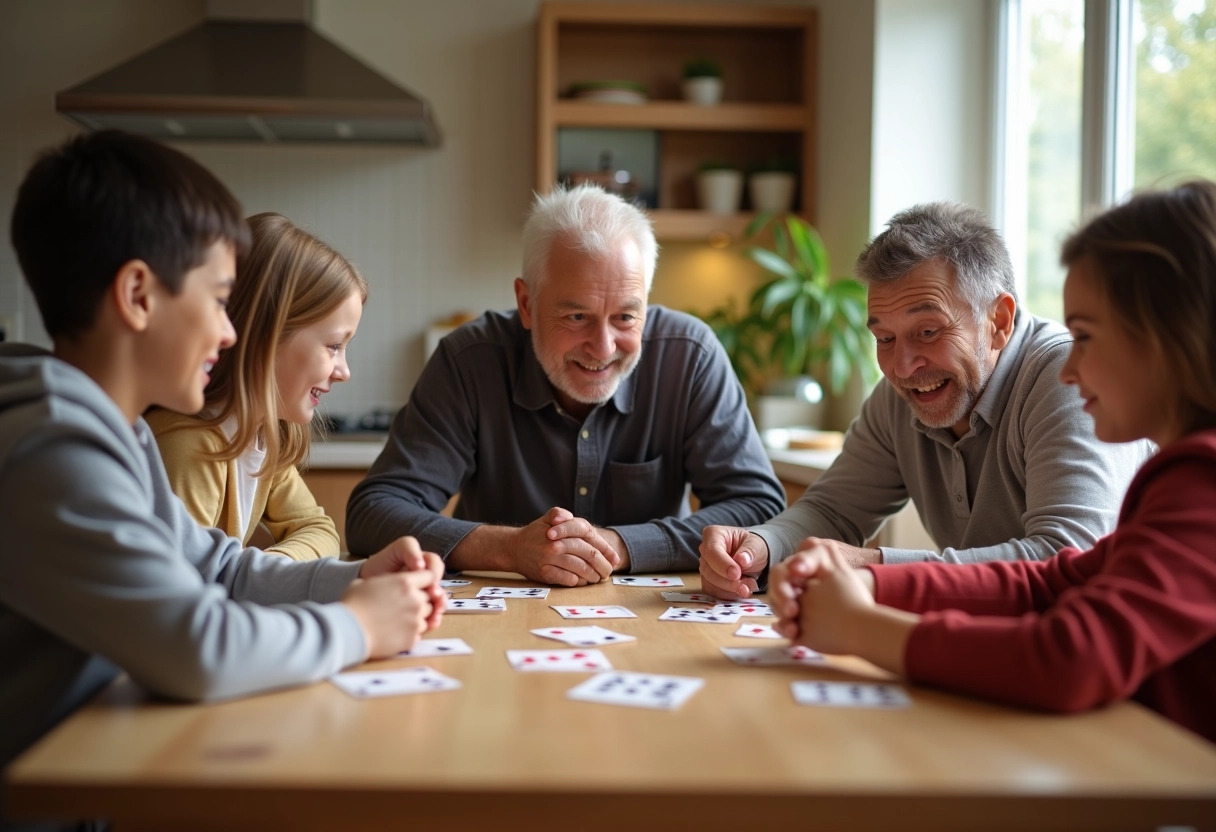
[998,0,1216,323]
[1132,0,1216,187]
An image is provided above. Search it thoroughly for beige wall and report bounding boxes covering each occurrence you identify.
[0,0,875,421]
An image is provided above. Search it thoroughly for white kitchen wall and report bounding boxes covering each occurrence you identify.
[872,0,995,234]
[0,0,877,424]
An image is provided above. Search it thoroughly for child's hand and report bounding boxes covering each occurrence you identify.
[773,539,914,674]
[360,537,445,632]
[360,535,433,577]
[791,541,877,656]
[342,569,438,658]
[771,539,876,648]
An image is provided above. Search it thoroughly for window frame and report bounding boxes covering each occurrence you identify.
[995,0,1136,306]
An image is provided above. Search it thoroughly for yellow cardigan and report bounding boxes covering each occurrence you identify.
[146,409,340,561]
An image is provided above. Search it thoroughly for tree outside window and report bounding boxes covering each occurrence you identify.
[1007,0,1216,325]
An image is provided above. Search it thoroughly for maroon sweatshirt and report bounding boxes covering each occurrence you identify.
[872,430,1216,743]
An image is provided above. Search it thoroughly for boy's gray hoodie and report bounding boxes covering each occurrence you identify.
[0,348,367,770]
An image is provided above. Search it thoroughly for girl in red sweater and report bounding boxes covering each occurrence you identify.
[771,180,1216,743]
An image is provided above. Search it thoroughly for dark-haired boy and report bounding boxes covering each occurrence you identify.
[0,131,444,786]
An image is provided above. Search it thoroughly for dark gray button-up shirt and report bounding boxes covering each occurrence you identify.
[346,307,785,572]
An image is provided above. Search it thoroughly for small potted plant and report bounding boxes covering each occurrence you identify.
[744,213,877,397]
[692,215,878,425]
[695,160,743,214]
[682,58,723,105]
[748,158,798,214]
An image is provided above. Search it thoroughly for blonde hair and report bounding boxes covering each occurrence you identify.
[190,213,367,476]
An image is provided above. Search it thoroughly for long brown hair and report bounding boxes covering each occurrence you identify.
[1061,180,1216,438]
[190,213,367,476]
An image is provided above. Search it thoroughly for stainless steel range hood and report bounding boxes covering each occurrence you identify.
[56,20,441,146]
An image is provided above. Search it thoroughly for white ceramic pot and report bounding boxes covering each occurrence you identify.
[749,171,796,213]
[696,169,743,214]
[682,76,723,105]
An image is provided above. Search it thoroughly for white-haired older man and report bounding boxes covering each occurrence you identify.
[347,185,785,586]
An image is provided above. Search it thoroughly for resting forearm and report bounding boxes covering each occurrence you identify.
[849,605,918,676]
[446,525,514,572]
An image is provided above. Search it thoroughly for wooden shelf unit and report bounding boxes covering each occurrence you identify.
[536,2,818,241]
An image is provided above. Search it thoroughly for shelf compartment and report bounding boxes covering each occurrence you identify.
[649,210,759,242]
[553,102,810,131]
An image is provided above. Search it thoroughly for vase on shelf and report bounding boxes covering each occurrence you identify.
[682,58,724,105]
[749,171,796,213]
[696,168,743,214]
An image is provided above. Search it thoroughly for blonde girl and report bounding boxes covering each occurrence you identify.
[149,213,367,560]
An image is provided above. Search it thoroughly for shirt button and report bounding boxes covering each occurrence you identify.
[954,494,963,502]
[579,486,588,496]
[581,430,589,439]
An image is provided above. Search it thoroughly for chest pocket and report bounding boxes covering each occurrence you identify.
[605,456,671,525]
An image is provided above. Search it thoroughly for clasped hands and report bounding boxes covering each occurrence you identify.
[514,507,626,587]
[698,525,881,600]
[343,535,446,659]
[700,527,906,668]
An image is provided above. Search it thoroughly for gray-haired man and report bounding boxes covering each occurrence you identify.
[700,201,1152,598]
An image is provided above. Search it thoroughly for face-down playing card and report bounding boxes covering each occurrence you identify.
[567,671,704,710]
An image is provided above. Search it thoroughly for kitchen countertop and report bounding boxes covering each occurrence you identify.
[306,434,841,481]
[307,434,390,469]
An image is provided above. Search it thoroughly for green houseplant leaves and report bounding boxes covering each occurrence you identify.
[699,214,878,398]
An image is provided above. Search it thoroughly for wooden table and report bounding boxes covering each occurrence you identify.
[6,575,1216,832]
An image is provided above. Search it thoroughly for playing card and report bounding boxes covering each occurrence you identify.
[612,575,685,587]
[440,579,472,587]
[791,680,912,709]
[446,597,506,613]
[567,671,704,711]
[660,592,718,604]
[531,626,637,646]
[331,666,461,698]
[476,586,551,599]
[712,601,773,617]
[397,638,474,658]
[721,645,827,666]
[658,606,742,624]
[506,649,613,672]
[734,623,783,639]
[550,605,637,619]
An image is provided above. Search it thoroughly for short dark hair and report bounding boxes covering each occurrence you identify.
[1061,179,1216,437]
[855,201,1017,318]
[10,130,250,340]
